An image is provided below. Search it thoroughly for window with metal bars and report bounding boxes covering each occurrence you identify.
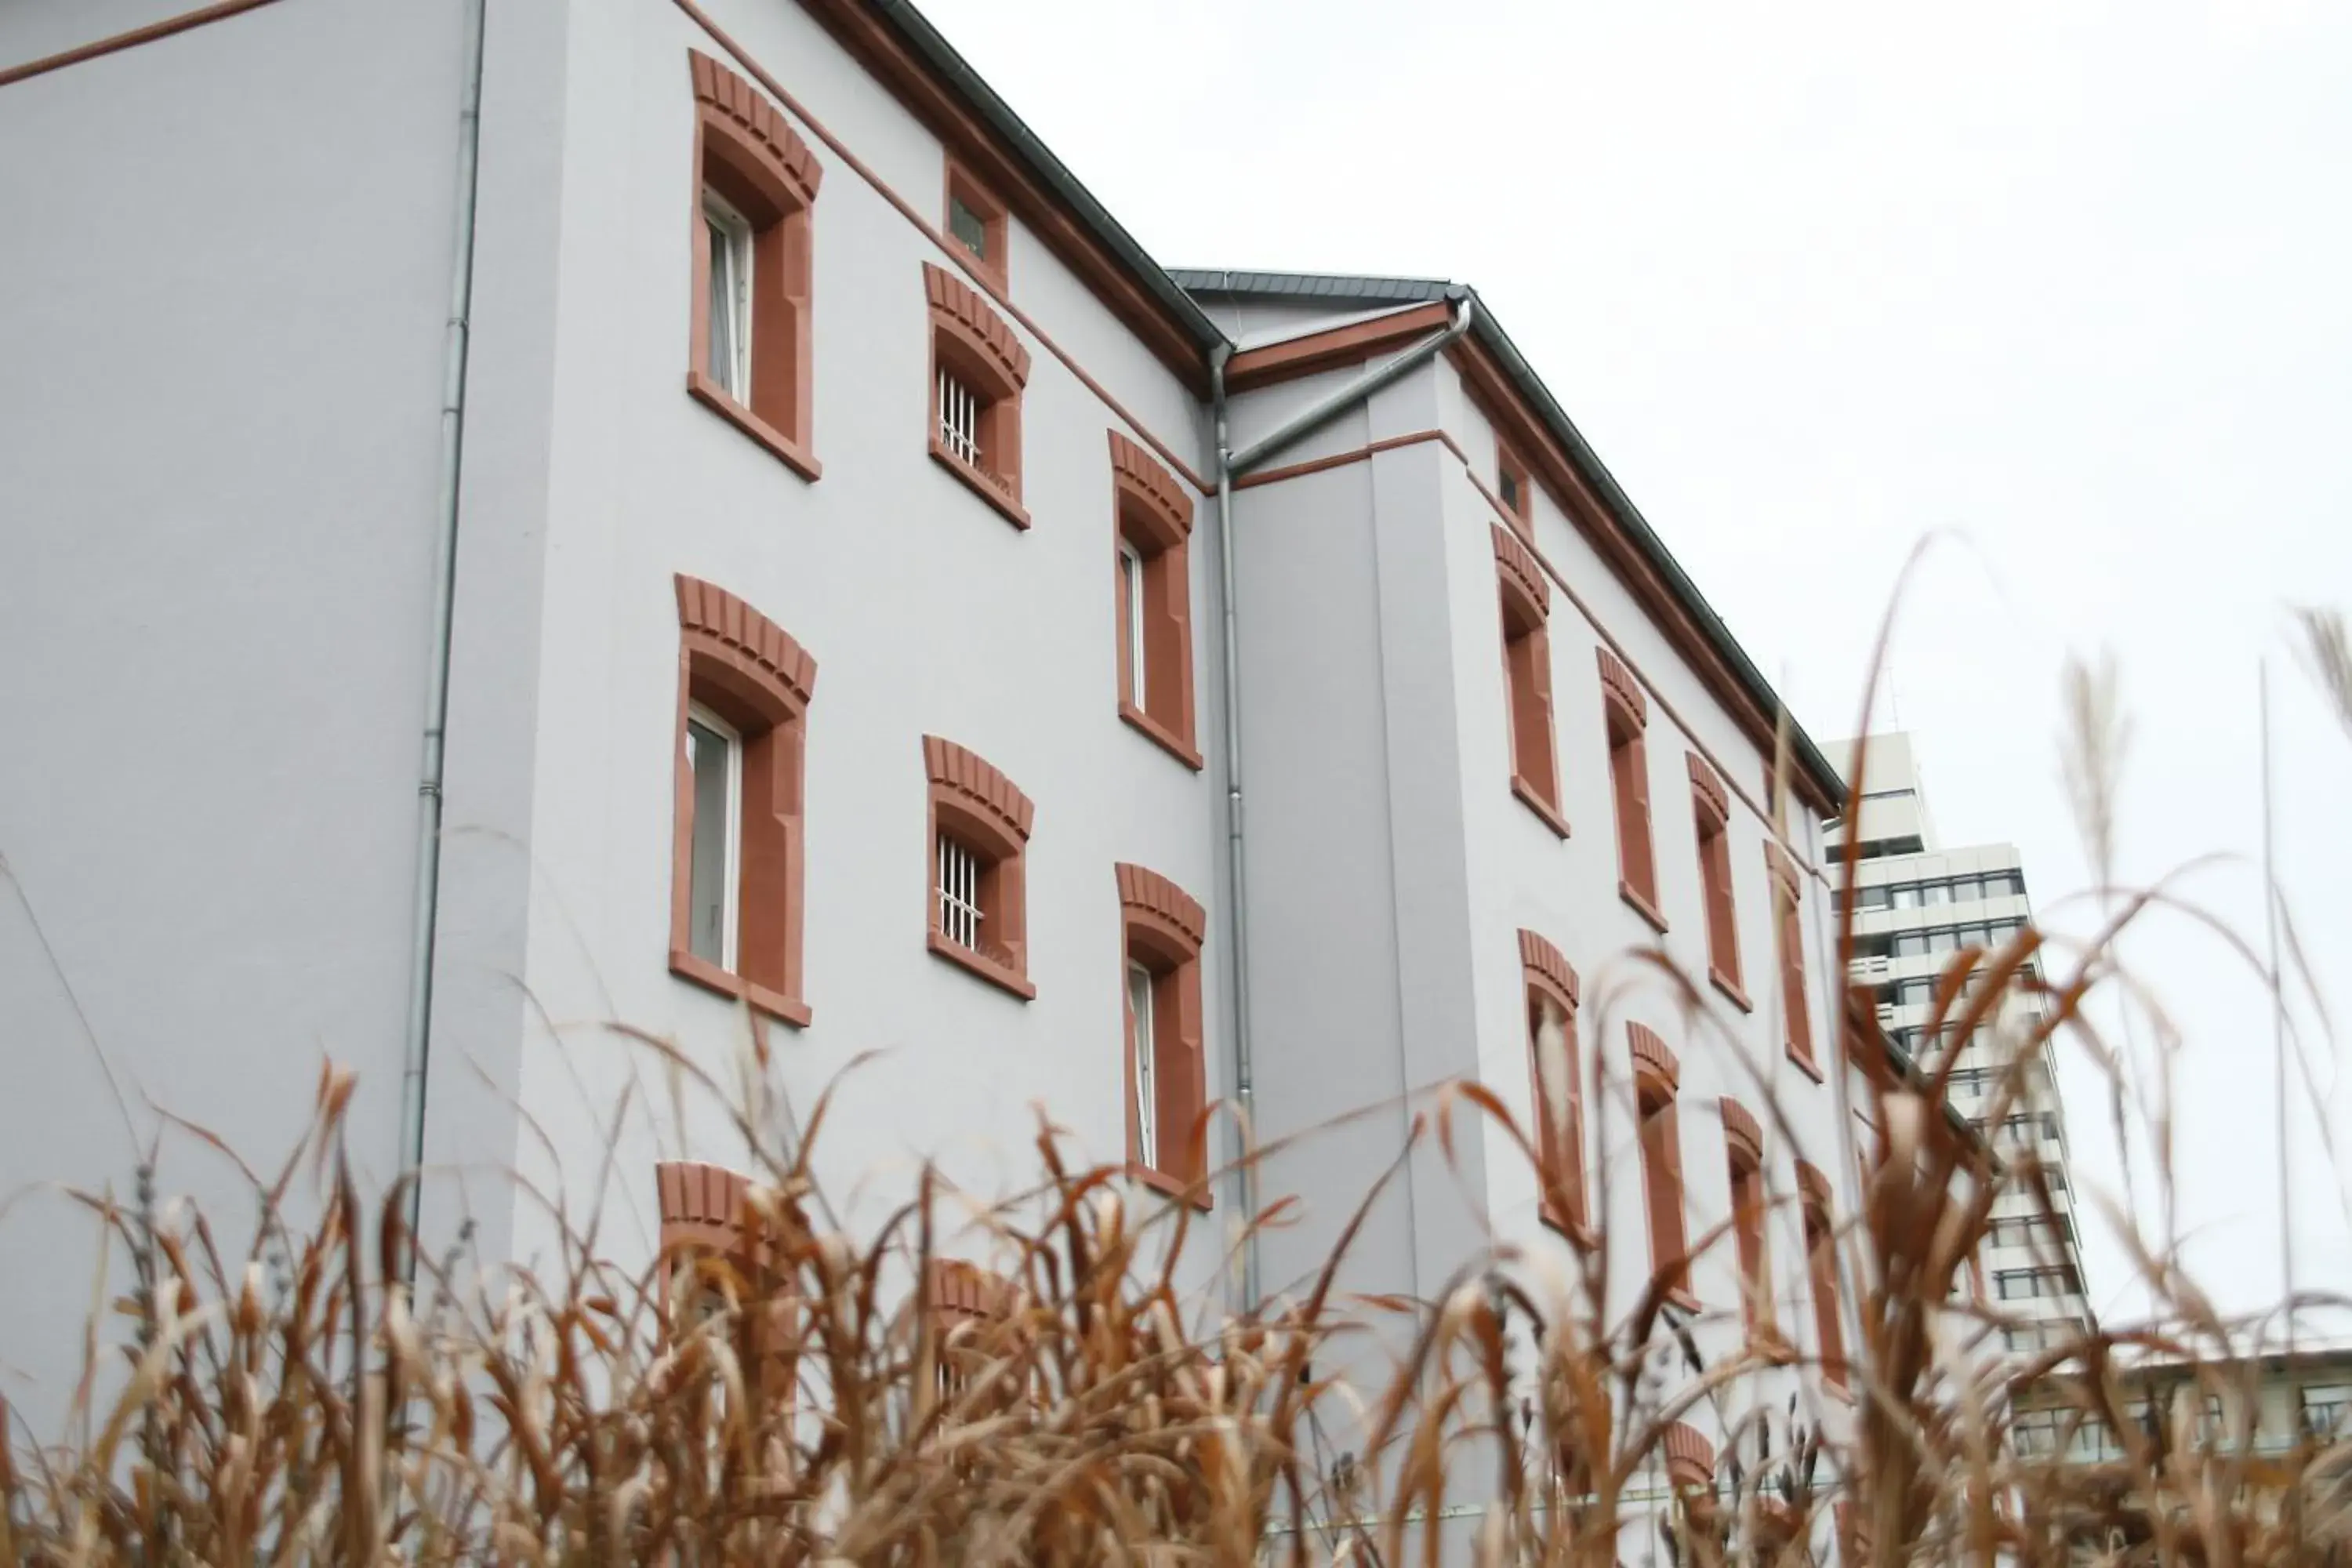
[935,833,983,951]
[937,368,982,468]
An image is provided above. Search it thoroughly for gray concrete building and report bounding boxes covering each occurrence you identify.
[1828,732,2092,1351]
[1,1,1991,1542]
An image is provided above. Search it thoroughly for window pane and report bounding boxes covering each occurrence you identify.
[1120,543,1147,704]
[1891,884,1922,909]
[1129,964,1157,1170]
[949,194,989,259]
[1895,933,1927,956]
[1922,882,1949,906]
[1860,886,1892,909]
[704,216,735,390]
[1947,877,1980,904]
[688,717,733,967]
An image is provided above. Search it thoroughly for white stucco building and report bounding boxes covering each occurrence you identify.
[1828,732,2092,1351]
[0,0,1993,1537]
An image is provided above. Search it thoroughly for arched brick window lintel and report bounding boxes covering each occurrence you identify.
[1517,928,1580,1011]
[924,262,1030,392]
[1597,645,1648,729]
[676,575,817,719]
[1795,1160,1835,1209]
[924,735,1034,855]
[1663,1420,1716,1490]
[1491,522,1549,626]
[1116,862,1207,964]
[1720,1096,1765,1167]
[1687,751,1730,826]
[1109,432,1193,544]
[1629,1022,1680,1096]
[689,50,822,213]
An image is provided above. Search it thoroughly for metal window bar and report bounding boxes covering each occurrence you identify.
[938,369,982,466]
[937,835,982,949]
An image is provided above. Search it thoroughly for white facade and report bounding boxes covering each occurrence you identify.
[1828,732,2092,1350]
[0,8,1984,1537]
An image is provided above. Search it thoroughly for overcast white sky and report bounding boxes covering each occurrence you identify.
[920,0,2352,1327]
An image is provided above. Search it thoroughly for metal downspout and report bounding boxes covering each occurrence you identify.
[396,0,489,1285]
[1211,296,1473,1315]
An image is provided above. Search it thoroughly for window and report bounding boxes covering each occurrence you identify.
[1947,877,1981,905]
[1127,964,1157,1170]
[1766,846,1813,1071]
[2195,1395,2227,1446]
[670,575,815,1025]
[1891,884,1923,909]
[1690,754,1745,1006]
[1722,1098,1773,1342]
[1118,863,1210,1205]
[2012,1409,2062,1455]
[685,52,821,479]
[1631,1025,1693,1306]
[684,707,742,967]
[925,1258,1025,1414]
[702,193,753,399]
[1897,979,1934,1007]
[1497,442,1533,536]
[1798,1162,1848,1391]
[1895,932,1928,958]
[1995,1266,2081,1300]
[2301,1385,2350,1439]
[1494,525,1565,835]
[653,1160,799,1403]
[942,157,1008,289]
[1520,931,1587,1238]
[924,261,1032,528]
[1109,432,1201,764]
[924,735,1036,999]
[1859,885,1891,910]
[1598,648,1663,927]
[1988,1216,2073,1250]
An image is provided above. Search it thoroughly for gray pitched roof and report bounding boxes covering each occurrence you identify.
[1171,267,1845,813]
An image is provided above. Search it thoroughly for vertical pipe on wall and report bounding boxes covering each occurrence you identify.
[396,0,489,1287]
[1208,343,1263,1315]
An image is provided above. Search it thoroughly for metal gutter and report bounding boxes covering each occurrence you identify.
[1167,269,1847,813]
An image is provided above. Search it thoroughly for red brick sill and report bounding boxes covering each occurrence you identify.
[1786,1044,1826,1083]
[927,931,1036,1000]
[928,437,1031,530]
[1710,967,1754,1013]
[1120,701,1204,771]
[1511,775,1570,839]
[686,372,822,481]
[1620,880,1669,934]
[1124,1161,1213,1211]
[669,948,811,1029]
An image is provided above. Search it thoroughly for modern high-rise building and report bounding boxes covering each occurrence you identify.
[1828,733,2092,1352]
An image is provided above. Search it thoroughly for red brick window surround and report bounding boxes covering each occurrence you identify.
[1798,1160,1849,1392]
[1494,523,1566,837]
[685,51,822,481]
[1496,441,1533,537]
[924,1257,1025,1410]
[1689,753,1747,1009]
[1519,930,1588,1243]
[942,155,1008,292]
[924,735,1035,1000]
[1118,862,1210,1208]
[1766,844,1817,1076]
[670,575,815,1027]
[1631,1023,1696,1309]
[925,261,1032,529]
[1110,433,1201,768]
[1663,1420,1715,1492]
[1721,1097,1778,1349]
[654,1161,798,1402]
[1599,648,1664,933]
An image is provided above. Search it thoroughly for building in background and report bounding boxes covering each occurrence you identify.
[1828,733,2091,1352]
[1,5,1993,1552]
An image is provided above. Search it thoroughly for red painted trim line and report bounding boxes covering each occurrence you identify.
[0,0,285,89]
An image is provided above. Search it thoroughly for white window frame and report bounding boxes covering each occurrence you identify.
[937,367,982,467]
[936,833,983,951]
[702,189,754,401]
[1119,539,1147,705]
[686,702,742,971]
[1128,962,1158,1170]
